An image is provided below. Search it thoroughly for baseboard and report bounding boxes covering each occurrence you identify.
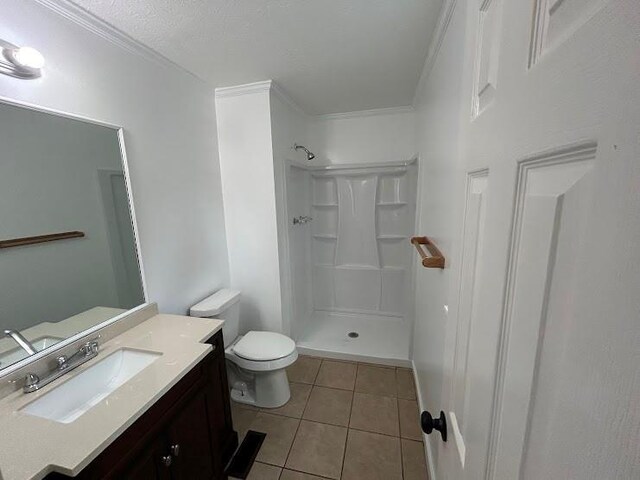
[296,345,412,368]
[412,360,437,480]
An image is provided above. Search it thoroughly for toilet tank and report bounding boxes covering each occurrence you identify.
[189,289,241,347]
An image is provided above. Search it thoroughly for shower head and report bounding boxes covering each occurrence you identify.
[294,143,315,161]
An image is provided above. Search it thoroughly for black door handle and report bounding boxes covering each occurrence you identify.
[421,410,447,442]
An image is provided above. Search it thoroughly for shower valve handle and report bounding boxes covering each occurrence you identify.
[293,216,313,225]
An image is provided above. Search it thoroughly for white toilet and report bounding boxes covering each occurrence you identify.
[190,289,298,408]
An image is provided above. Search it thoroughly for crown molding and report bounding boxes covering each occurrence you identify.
[33,0,202,81]
[214,80,274,99]
[316,105,415,121]
[215,80,310,117]
[270,81,309,118]
[412,0,458,106]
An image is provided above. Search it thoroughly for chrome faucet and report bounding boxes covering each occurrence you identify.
[4,329,37,355]
[23,337,100,393]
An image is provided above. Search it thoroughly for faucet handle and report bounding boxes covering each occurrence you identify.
[56,355,68,370]
[24,372,39,389]
[81,336,100,356]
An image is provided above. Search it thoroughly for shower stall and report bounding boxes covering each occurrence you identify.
[283,159,418,364]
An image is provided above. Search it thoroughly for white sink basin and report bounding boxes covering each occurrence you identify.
[22,348,161,424]
[0,336,63,367]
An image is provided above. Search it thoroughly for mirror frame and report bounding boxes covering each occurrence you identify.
[0,96,149,379]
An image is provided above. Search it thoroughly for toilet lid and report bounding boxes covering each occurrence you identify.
[233,331,296,361]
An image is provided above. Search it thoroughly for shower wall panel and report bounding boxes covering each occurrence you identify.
[310,163,417,318]
[335,176,379,268]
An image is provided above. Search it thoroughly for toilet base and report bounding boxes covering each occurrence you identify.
[227,361,292,408]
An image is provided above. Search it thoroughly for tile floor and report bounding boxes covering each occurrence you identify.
[229,356,429,480]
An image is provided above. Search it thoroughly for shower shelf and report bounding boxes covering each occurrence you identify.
[382,266,406,271]
[313,234,338,239]
[376,201,408,207]
[312,203,338,208]
[377,235,407,240]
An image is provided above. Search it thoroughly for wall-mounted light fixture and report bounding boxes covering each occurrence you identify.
[0,39,45,79]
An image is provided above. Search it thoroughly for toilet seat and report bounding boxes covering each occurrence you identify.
[226,333,298,372]
[233,331,296,361]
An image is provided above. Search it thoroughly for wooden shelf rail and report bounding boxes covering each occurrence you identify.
[0,231,85,249]
[410,236,445,269]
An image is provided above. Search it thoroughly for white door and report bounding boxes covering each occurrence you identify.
[433,1,640,479]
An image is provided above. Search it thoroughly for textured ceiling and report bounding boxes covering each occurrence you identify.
[71,0,443,115]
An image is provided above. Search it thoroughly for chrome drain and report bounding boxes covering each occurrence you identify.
[348,332,359,338]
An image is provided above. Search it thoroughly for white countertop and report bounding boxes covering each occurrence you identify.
[0,313,224,480]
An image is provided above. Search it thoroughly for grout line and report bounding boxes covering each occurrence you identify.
[280,466,336,479]
[398,395,405,480]
[347,425,405,441]
[281,376,315,471]
[340,381,358,480]
[311,358,322,384]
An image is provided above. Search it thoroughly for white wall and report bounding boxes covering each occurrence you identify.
[270,90,311,338]
[215,84,284,334]
[307,108,417,165]
[0,1,230,315]
[410,1,468,472]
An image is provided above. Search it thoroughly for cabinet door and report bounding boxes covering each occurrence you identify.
[167,390,216,480]
[121,438,171,480]
[206,332,238,471]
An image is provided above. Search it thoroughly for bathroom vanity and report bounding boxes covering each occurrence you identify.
[0,310,238,480]
[46,331,236,480]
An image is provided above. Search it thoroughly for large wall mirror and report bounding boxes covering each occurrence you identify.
[0,100,145,374]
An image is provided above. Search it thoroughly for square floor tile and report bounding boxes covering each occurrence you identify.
[234,462,282,480]
[349,392,399,436]
[232,399,260,411]
[303,386,353,427]
[355,364,397,397]
[280,470,328,480]
[315,360,357,390]
[401,439,429,480]
[261,383,312,418]
[395,368,417,400]
[398,399,422,441]
[231,403,259,441]
[342,429,402,480]
[285,420,347,479]
[250,412,300,466]
[287,356,322,384]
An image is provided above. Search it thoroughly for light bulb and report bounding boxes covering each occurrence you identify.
[13,46,45,70]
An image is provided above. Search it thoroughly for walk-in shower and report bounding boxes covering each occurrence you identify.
[283,159,418,364]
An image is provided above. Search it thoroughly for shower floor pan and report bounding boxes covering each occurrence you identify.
[295,311,411,367]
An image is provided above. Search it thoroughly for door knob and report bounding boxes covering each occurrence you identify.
[161,455,172,467]
[421,410,447,442]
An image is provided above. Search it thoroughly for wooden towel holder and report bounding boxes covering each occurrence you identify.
[0,231,85,249]
[411,236,445,269]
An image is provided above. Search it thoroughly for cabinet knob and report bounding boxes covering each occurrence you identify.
[161,455,172,467]
[170,444,180,457]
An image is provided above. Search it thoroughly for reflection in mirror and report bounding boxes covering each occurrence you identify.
[0,102,145,372]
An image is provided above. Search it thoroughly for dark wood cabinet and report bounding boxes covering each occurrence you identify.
[167,391,215,479]
[46,330,237,480]
[125,438,171,480]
